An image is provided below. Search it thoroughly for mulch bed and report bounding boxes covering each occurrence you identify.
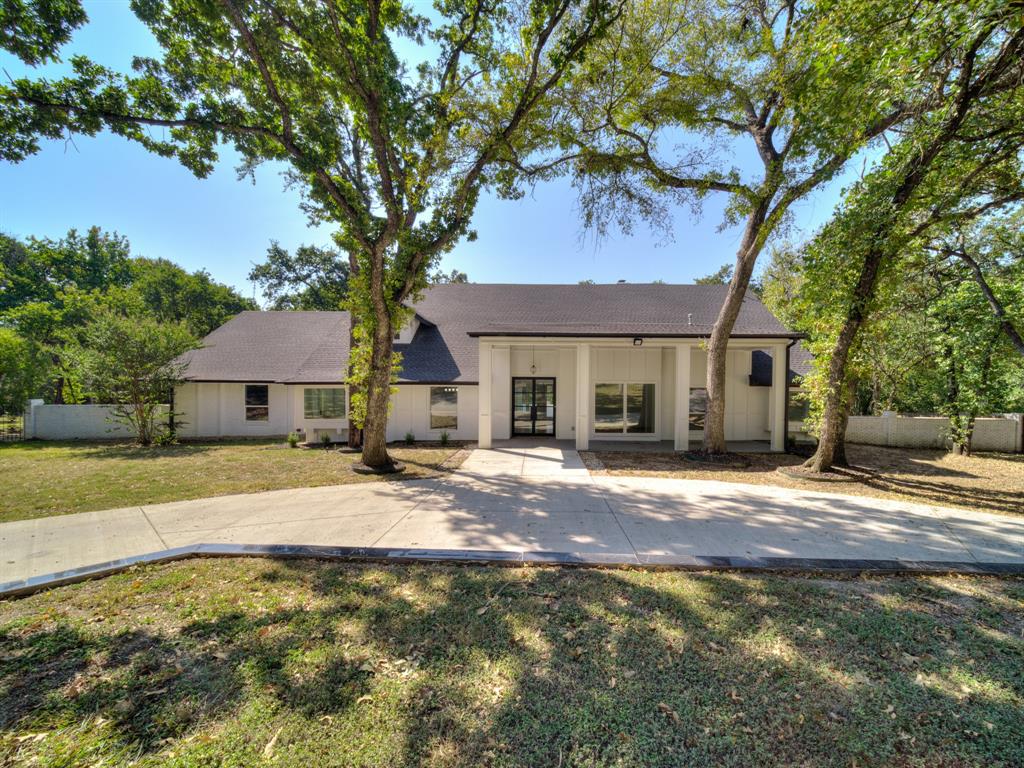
[776,463,874,484]
[679,450,751,469]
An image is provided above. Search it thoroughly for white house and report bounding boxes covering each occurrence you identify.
[173,283,808,450]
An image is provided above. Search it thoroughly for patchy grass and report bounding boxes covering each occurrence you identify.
[583,445,1024,516]
[1,560,1022,767]
[0,441,468,523]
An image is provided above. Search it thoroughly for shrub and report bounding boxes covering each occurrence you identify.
[320,431,333,446]
[439,430,450,446]
[405,432,415,445]
[287,432,300,448]
[154,431,178,447]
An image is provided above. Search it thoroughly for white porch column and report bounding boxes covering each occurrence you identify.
[674,343,692,451]
[770,343,788,452]
[478,341,492,448]
[575,343,590,450]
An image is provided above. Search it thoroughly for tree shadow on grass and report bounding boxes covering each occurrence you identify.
[2,562,1023,767]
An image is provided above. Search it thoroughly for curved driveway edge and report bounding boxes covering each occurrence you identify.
[3,542,1024,599]
[2,443,1023,597]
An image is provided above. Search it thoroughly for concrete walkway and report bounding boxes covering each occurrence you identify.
[3,443,1024,591]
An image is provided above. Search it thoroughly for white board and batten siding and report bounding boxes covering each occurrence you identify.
[174,381,479,443]
[686,347,772,442]
[175,382,348,440]
[385,384,479,442]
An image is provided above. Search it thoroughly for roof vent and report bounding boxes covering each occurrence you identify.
[687,313,693,326]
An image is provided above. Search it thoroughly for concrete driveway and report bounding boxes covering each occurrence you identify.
[3,443,1023,591]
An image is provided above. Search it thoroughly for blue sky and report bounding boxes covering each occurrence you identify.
[0,1,859,303]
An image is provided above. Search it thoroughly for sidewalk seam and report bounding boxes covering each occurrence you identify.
[140,507,169,550]
[927,508,982,564]
[367,481,444,548]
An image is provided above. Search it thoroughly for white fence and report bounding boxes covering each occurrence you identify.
[24,402,170,440]
[846,412,1023,453]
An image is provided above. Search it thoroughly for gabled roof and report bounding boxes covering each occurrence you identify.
[179,283,801,384]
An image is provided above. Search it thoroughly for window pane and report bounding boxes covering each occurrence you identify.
[305,388,345,419]
[688,388,708,431]
[245,384,269,407]
[788,397,809,422]
[245,385,269,421]
[430,386,458,429]
[594,383,624,433]
[626,383,655,433]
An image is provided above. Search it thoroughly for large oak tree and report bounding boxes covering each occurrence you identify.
[795,5,1024,471]
[523,0,989,454]
[1,0,619,468]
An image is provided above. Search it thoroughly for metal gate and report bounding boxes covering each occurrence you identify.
[0,414,24,442]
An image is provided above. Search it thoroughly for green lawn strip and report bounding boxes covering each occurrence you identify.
[1,561,1021,767]
[0,442,464,523]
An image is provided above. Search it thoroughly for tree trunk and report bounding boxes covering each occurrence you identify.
[956,249,1024,357]
[360,322,396,467]
[804,249,886,472]
[702,202,769,454]
[346,252,363,450]
[360,262,397,468]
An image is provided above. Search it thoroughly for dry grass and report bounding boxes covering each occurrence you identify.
[2,559,1022,767]
[583,444,1024,516]
[0,441,469,523]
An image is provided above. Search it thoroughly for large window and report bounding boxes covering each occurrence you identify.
[245,384,269,421]
[688,388,708,431]
[788,394,810,423]
[304,388,345,419]
[430,386,458,429]
[594,383,655,435]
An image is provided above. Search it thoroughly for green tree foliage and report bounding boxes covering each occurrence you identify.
[0,227,254,401]
[694,264,733,286]
[248,242,351,311]
[0,327,50,414]
[127,257,256,336]
[757,245,802,328]
[526,0,936,453]
[792,5,1024,471]
[429,268,470,285]
[62,310,196,445]
[1,0,619,468]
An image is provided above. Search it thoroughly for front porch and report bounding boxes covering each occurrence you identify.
[490,438,776,453]
[476,337,791,452]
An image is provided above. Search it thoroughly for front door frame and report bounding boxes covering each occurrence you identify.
[511,377,556,436]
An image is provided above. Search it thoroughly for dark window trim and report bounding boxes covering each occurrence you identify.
[244,383,270,422]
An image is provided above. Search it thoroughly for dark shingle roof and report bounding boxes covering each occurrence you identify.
[180,283,800,384]
[749,341,813,387]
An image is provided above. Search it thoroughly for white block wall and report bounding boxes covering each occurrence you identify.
[26,403,169,440]
[846,413,1023,452]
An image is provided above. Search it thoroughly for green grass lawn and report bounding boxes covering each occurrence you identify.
[0,441,465,523]
[2,561,1022,767]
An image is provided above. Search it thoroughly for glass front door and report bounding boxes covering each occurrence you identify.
[512,377,556,436]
